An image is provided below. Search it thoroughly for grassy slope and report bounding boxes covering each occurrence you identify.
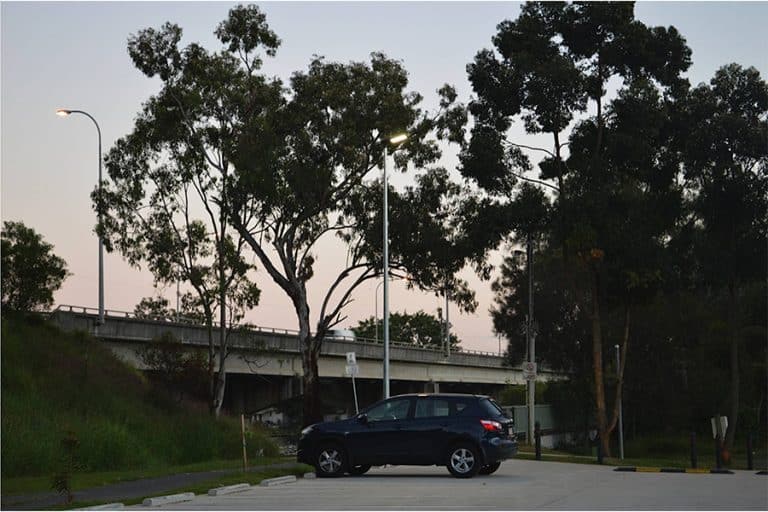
[1,313,279,482]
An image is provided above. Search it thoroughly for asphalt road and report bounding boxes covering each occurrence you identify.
[128,459,768,510]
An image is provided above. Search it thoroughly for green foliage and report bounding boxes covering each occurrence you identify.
[0,314,278,479]
[137,332,209,402]
[111,4,492,425]
[352,310,461,349]
[1,221,69,312]
[51,431,81,504]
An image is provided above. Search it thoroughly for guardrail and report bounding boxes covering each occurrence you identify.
[53,304,503,358]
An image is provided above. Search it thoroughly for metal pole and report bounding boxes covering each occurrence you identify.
[61,110,104,325]
[527,234,535,446]
[383,146,390,399]
[352,374,359,414]
[445,288,451,358]
[375,280,385,344]
[615,344,625,459]
[97,121,104,326]
[176,280,180,321]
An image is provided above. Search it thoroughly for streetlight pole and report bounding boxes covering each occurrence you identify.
[526,233,535,446]
[383,144,391,399]
[374,279,385,343]
[56,109,104,326]
[616,344,625,459]
[382,133,407,399]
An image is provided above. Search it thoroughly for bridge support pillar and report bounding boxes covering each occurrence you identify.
[424,380,439,393]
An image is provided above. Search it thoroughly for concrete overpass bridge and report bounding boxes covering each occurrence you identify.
[51,306,559,418]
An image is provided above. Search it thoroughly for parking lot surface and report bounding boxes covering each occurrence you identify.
[130,460,768,510]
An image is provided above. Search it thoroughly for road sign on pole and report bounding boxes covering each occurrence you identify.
[346,352,357,365]
[523,362,537,380]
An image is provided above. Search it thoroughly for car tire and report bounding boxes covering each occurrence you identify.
[348,464,372,476]
[315,443,347,478]
[478,461,502,475]
[446,442,481,478]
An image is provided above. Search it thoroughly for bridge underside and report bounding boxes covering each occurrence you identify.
[224,373,507,420]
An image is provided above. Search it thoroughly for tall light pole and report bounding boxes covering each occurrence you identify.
[383,133,407,399]
[57,109,104,326]
[526,233,535,446]
[374,279,385,343]
[615,344,625,459]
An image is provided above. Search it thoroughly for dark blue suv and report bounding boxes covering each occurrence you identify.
[297,393,517,478]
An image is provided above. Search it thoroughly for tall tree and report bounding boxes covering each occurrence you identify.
[99,5,270,416]
[109,5,484,425]
[227,54,486,425]
[678,64,768,449]
[462,1,691,455]
[353,311,461,350]
[1,221,69,312]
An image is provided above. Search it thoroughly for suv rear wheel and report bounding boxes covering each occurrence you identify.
[446,443,481,478]
[315,443,347,478]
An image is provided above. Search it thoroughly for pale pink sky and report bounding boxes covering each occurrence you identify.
[3,2,766,352]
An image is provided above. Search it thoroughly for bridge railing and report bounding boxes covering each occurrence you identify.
[52,304,503,359]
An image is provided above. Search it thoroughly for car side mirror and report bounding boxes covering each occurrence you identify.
[357,413,368,425]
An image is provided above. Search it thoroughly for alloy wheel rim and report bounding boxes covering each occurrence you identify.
[450,448,475,473]
[319,449,342,473]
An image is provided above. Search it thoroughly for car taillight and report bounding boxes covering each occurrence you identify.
[480,419,503,432]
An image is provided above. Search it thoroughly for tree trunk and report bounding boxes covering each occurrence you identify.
[206,317,216,415]
[295,296,322,427]
[214,231,227,418]
[724,281,739,450]
[591,268,610,457]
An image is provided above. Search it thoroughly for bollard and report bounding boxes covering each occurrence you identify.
[747,433,754,471]
[714,435,722,470]
[597,434,603,465]
[690,431,697,469]
[534,421,542,461]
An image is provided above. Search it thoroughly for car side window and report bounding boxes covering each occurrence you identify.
[366,398,411,421]
[415,399,451,418]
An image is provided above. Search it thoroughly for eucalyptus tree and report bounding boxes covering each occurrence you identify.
[678,64,768,449]
[226,55,489,424]
[98,5,273,416]
[462,1,691,455]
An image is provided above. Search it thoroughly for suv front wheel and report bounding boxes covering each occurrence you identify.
[315,443,347,478]
[446,443,481,478]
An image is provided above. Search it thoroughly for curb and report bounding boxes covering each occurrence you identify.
[208,483,251,496]
[142,492,195,507]
[615,467,734,474]
[303,472,316,479]
[757,470,768,475]
[260,475,297,487]
[75,504,125,510]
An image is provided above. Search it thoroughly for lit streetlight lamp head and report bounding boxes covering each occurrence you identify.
[389,133,407,145]
[56,109,72,117]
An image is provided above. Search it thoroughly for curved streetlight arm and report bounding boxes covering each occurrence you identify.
[56,108,104,326]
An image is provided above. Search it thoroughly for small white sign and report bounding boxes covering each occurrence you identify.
[523,362,537,380]
[345,364,359,377]
[710,415,728,439]
[346,352,357,365]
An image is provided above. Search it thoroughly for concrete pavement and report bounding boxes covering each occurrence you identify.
[127,459,768,510]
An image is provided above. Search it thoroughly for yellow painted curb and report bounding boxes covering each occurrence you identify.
[685,468,710,474]
[637,467,661,472]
